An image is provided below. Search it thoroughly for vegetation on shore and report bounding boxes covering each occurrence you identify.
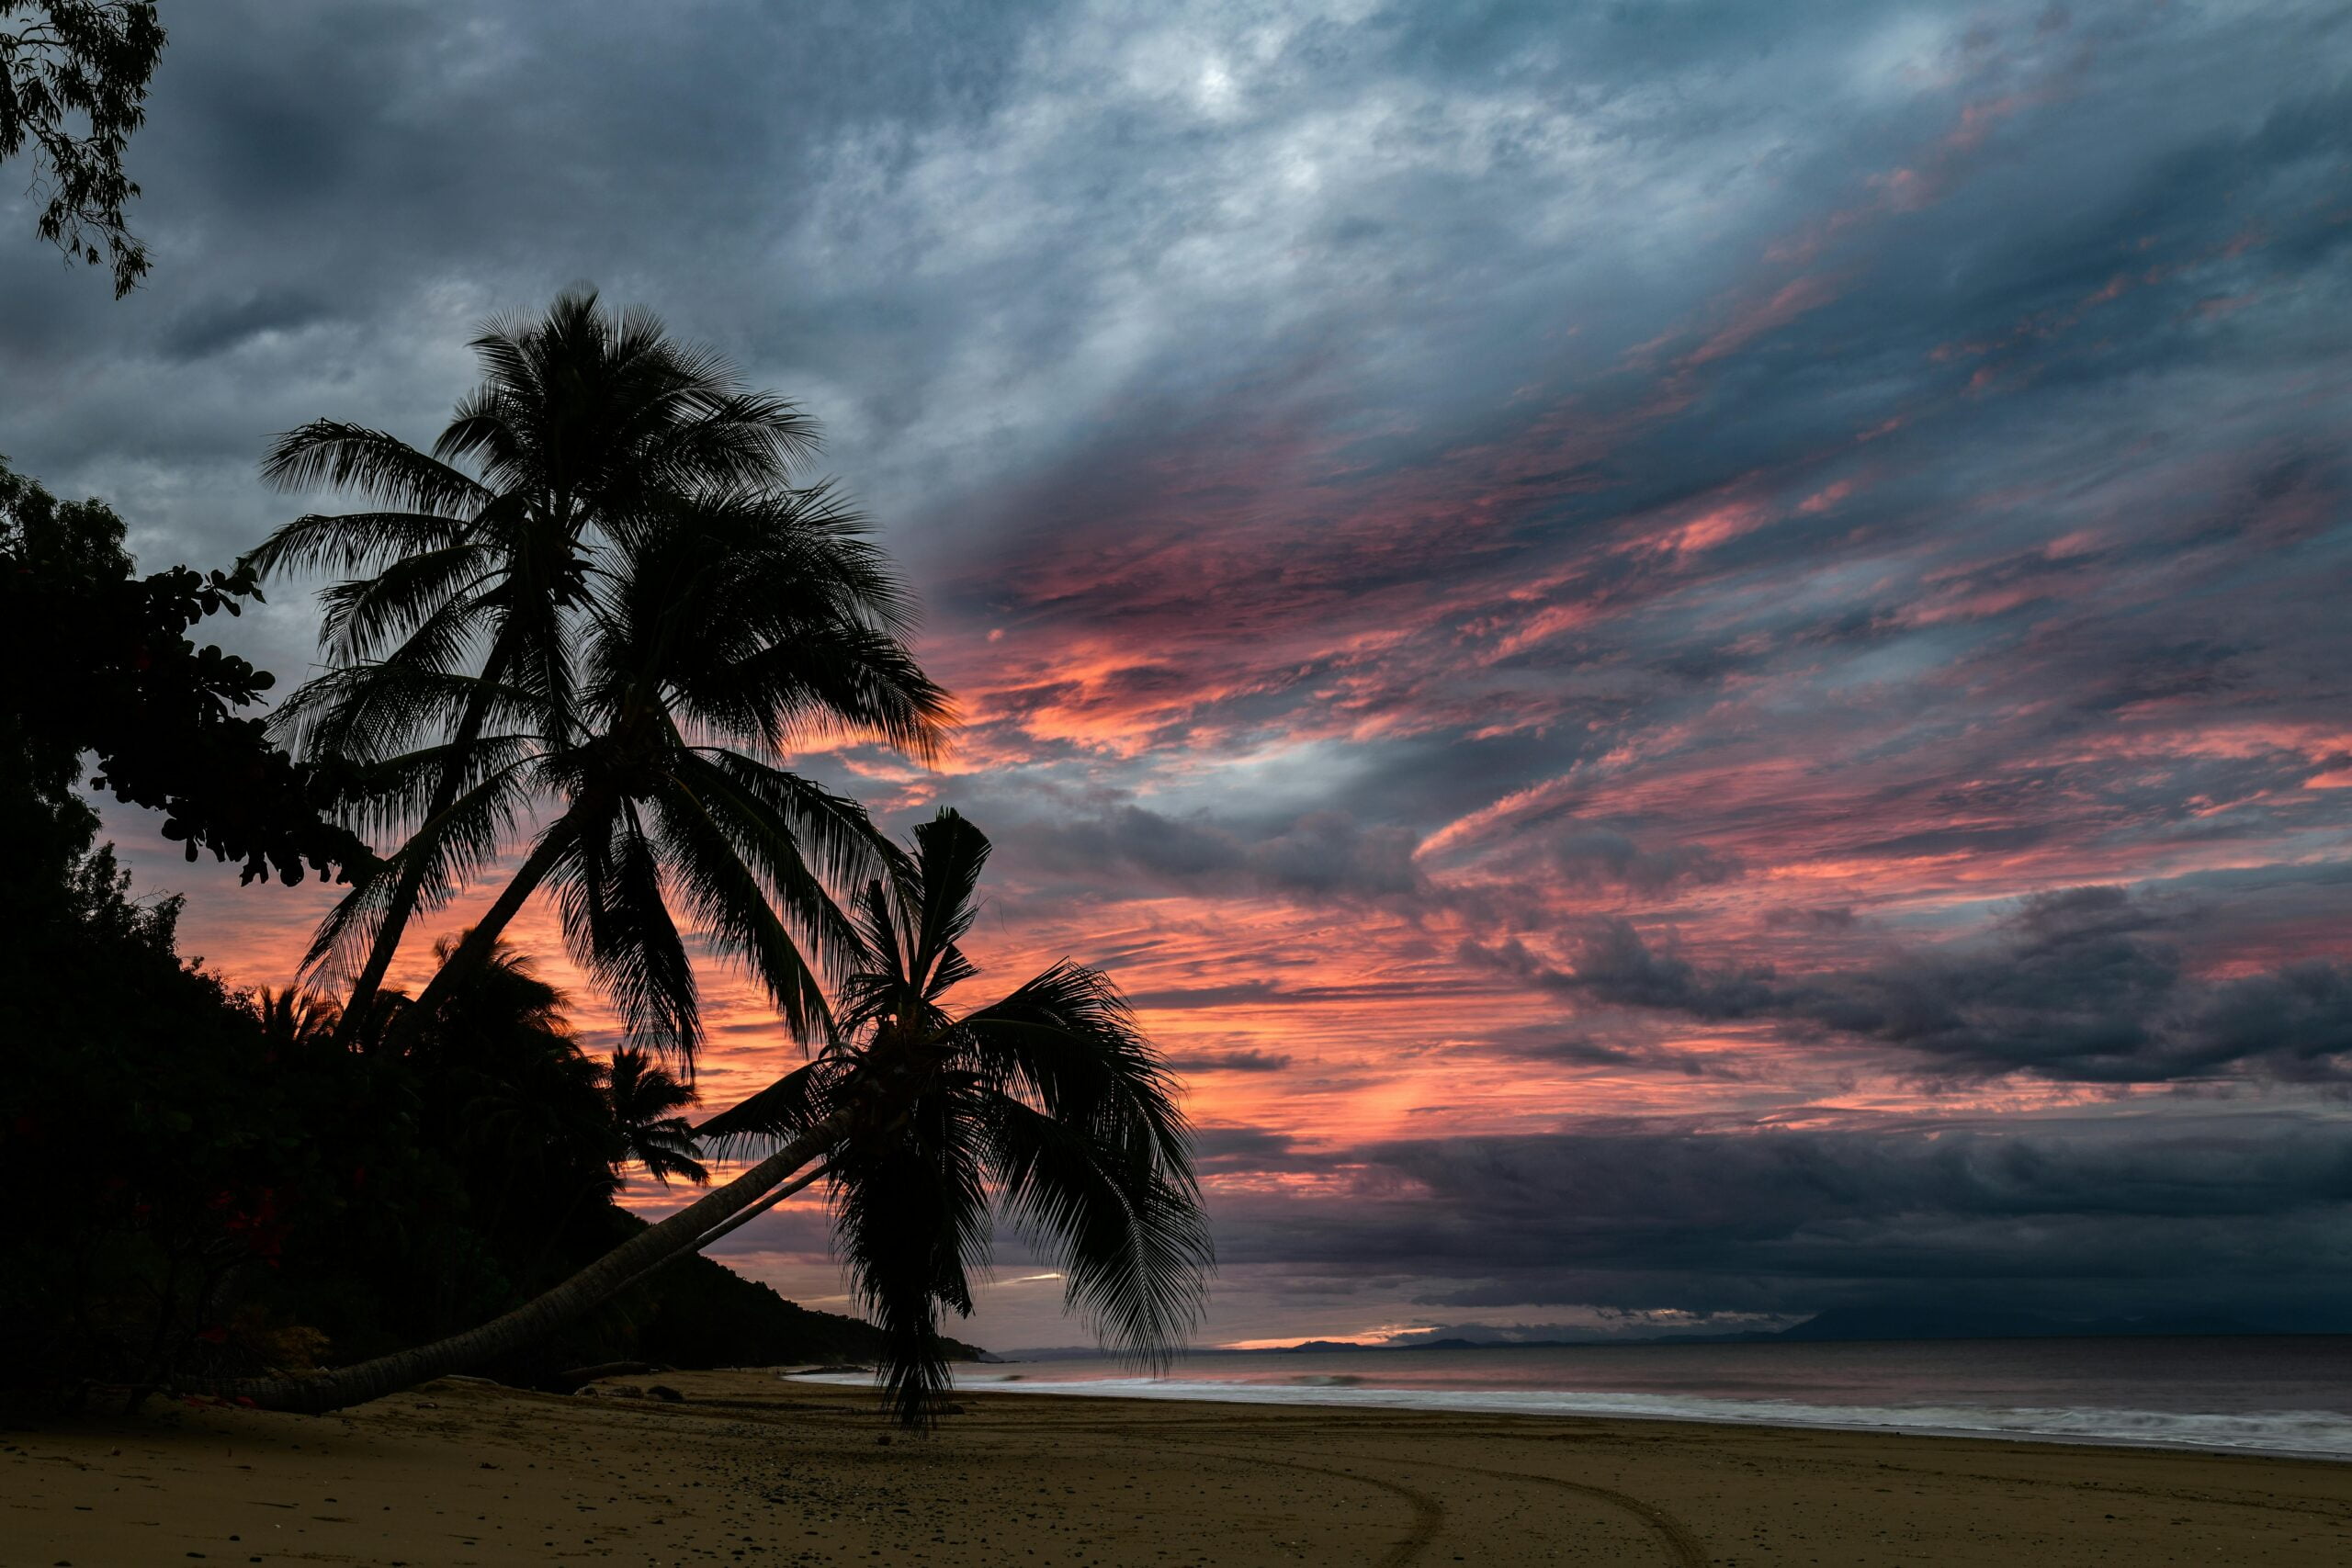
[2,289,1207,1425]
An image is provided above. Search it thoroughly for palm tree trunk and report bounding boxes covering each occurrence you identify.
[336,635,521,1035]
[406,812,583,1021]
[606,1162,830,1299]
[203,1115,844,1415]
[336,824,453,1030]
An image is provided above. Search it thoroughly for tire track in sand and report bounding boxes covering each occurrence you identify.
[1120,1442,1444,1566]
[1405,1456,1709,1568]
[1173,1442,1707,1568]
[548,1394,1450,1567]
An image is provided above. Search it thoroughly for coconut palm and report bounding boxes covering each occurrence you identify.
[698,807,1214,1423]
[604,1048,707,1188]
[246,288,825,1032]
[402,479,951,1062]
[211,810,1211,1422]
[251,987,341,1056]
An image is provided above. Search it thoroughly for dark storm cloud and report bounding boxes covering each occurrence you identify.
[1508,888,2352,1084]
[1165,1047,1295,1074]
[1208,1117,2352,1325]
[1010,805,1426,904]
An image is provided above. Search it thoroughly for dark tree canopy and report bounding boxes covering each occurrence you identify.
[0,2,164,296]
[1,458,369,886]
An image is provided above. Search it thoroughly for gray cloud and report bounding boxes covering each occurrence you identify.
[1017,805,1426,904]
[1502,888,2352,1084]
[1165,1047,1296,1075]
[1201,1116,2352,1326]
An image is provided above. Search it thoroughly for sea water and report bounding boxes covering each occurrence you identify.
[792,1337,2352,1460]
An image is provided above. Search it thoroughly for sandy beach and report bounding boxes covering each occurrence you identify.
[8,1371,2350,1566]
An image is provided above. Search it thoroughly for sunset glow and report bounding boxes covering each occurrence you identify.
[22,0,2350,1353]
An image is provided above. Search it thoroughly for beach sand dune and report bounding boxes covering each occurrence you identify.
[8,1371,2349,1565]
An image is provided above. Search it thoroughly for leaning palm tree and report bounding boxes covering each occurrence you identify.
[700,807,1213,1422]
[247,288,824,1032]
[207,810,1212,1421]
[402,480,951,1062]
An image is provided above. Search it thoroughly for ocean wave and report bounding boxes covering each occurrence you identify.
[786,1371,2352,1460]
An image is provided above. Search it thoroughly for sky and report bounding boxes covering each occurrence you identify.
[6,0,2352,1352]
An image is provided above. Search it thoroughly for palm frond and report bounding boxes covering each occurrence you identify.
[552,800,703,1066]
[646,765,844,1043]
[958,962,1193,1164]
[906,810,989,1000]
[983,1095,1211,1365]
[693,1055,847,1156]
[243,507,475,581]
[259,422,490,516]
[314,542,494,665]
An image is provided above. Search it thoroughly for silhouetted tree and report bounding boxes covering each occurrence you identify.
[406,479,951,1062]
[247,289,948,1052]
[605,1048,707,1188]
[253,987,340,1056]
[211,810,1210,1423]
[704,808,1212,1422]
[0,3,165,295]
[1,458,368,889]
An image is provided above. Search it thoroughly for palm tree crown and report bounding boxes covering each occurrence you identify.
[603,1047,708,1188]
[247,289,951,1062]
[699,809,1214,1425]
[407,480,948,1060]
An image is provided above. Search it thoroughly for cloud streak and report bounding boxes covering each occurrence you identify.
[13,0,2352,1348]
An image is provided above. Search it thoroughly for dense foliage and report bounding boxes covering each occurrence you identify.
[0,837,955,1402]
[1,462,368,887]
[249,289,951,1055]
[0,459,963,1406]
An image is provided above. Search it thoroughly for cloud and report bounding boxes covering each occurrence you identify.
[1541,825,1743,895]
[1202,1115,2352,1326]
[16,0,2352,1344]
[1017,805,1425,904]
[1505,888,2352,1084]
[1165,1047,1295,1075]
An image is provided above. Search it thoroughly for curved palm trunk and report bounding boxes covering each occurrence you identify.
[605,1161,830,1300]
[205,1115,843,1415]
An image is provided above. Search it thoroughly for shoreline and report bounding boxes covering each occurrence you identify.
[12,1370,2352,1565]
[820,1370,2352,1465]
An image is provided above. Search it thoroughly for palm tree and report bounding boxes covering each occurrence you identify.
[208,810,1212,1421]
[700,808,1215,1422]
[604,1048,707,1188]
[246,288,826,1033]
[402,480,951,1062]
[251,987,341,1057]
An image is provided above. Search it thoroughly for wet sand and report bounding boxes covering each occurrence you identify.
[7,1370,2349,1565]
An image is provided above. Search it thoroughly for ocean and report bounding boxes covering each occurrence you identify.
[797,1336,2352,1459]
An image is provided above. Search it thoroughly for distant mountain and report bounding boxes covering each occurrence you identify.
[991,1309,2312,1363]
[528,1213,987,1374]
[1211,1308,2283,1358]
[1770,1305,2267,1343]
[628,1249,988,1368]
